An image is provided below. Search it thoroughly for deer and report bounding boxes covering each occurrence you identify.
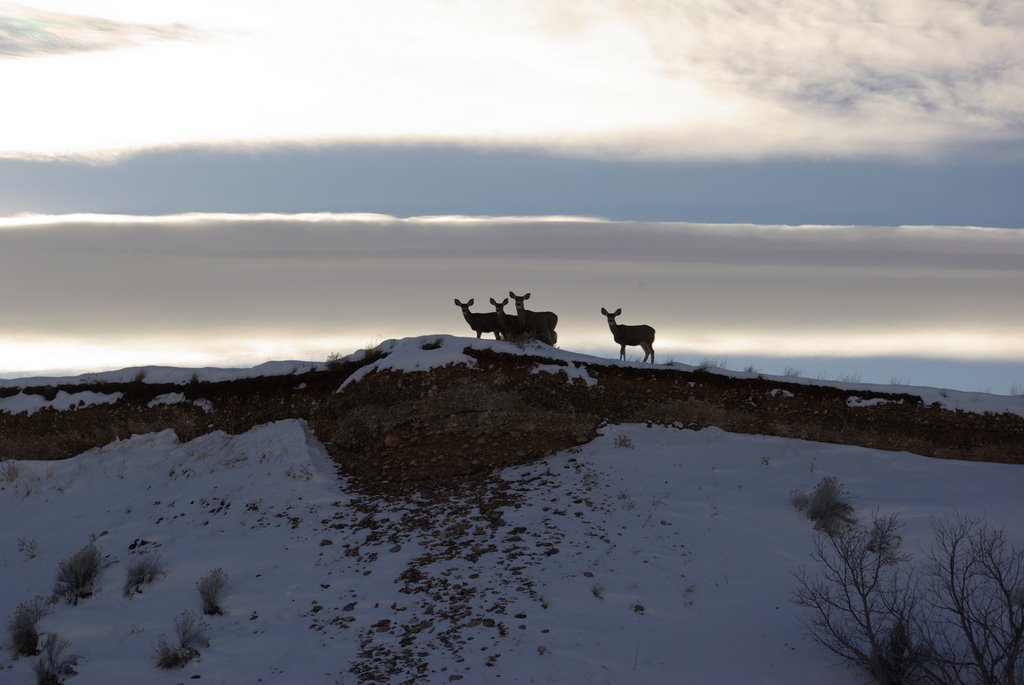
[601,307,655,363]
[509,291,558,346]
[454,298,503,339]
[489,297,526,343]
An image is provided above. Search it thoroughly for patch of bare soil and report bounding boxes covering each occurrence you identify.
[313,457,602,683]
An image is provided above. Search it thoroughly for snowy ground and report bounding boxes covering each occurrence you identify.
[3,414,1023,684]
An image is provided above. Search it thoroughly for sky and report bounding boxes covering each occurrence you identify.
[1,1,1022,391]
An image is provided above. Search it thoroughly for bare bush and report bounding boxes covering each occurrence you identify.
[32,633,79,685]
[175,609,209,652]
[53,543,102,605]
[155,638,191,670]
[613,434,634,449]
[197,568,227,615]
[123,553,165,598]
[8,596,48,657]
[792,476,856,535]
[155,610,209,669]
[795,512,1024,685]
[793,512,923,685]
[325,352,345,371]
[697,357,728,371]
[921,514,1024,685]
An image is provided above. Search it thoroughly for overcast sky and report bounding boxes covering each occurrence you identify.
[1,1,1022,390]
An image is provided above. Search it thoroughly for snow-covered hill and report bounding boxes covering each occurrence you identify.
[3,414,1023,684]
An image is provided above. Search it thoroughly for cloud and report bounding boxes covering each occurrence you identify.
[618,0,1024,155]
[1,213,1021,375]
[4,143,1024,228]
[0,0,1020,160]
[0,3,199,58]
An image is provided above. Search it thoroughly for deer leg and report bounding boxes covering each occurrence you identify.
[619,344,626,361]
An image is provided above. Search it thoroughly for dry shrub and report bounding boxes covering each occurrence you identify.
[793,512,919,685]
[197,567,227,615]
[155,610,209,669]
[795,512,1024,685]
[53,543,102,605]
[32,633,78,685]
[8,596,48,657]
[123,553,165,598]
[792,476,856,535]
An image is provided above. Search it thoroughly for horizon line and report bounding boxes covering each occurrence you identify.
[1,211,1020,232]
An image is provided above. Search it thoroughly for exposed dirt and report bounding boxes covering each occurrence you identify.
[3,345,1023,486]
[0,353,382,462]
[315,348,1024,484]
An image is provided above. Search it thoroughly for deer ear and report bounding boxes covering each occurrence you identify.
[614,308,622,316]
[466,298,474,306]
[524,292,531,300]
[601,308,609,315]
[508,290,515,298]
[501,298,508,305]
[454,299,462,306]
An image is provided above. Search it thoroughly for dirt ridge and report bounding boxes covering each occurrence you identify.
[2,345,1022,484]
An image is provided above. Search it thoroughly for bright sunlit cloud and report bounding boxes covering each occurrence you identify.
[2,213,1022,381]
[0,334,377,378]
[2,0,1022,161]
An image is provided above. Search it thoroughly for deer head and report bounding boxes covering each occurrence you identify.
[509,291,531,311]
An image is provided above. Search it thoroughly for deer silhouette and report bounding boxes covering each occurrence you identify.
[509,291,558,346]
[602,307,655,363]
[489,297,526,343]
[454,298,502,339]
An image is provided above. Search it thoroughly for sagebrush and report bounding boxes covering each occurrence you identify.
[53,543,102,605]
[123,553,165,598]
[155,610,209,669]
[791,476,856,535]
[32,633,79,685]
[197,567,228,615]
[8,596,49,657]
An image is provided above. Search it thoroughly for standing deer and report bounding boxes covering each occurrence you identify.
[454,298,502,339]
[509,291,558,345]
[601,307,655,363]
[489,297,526,343]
